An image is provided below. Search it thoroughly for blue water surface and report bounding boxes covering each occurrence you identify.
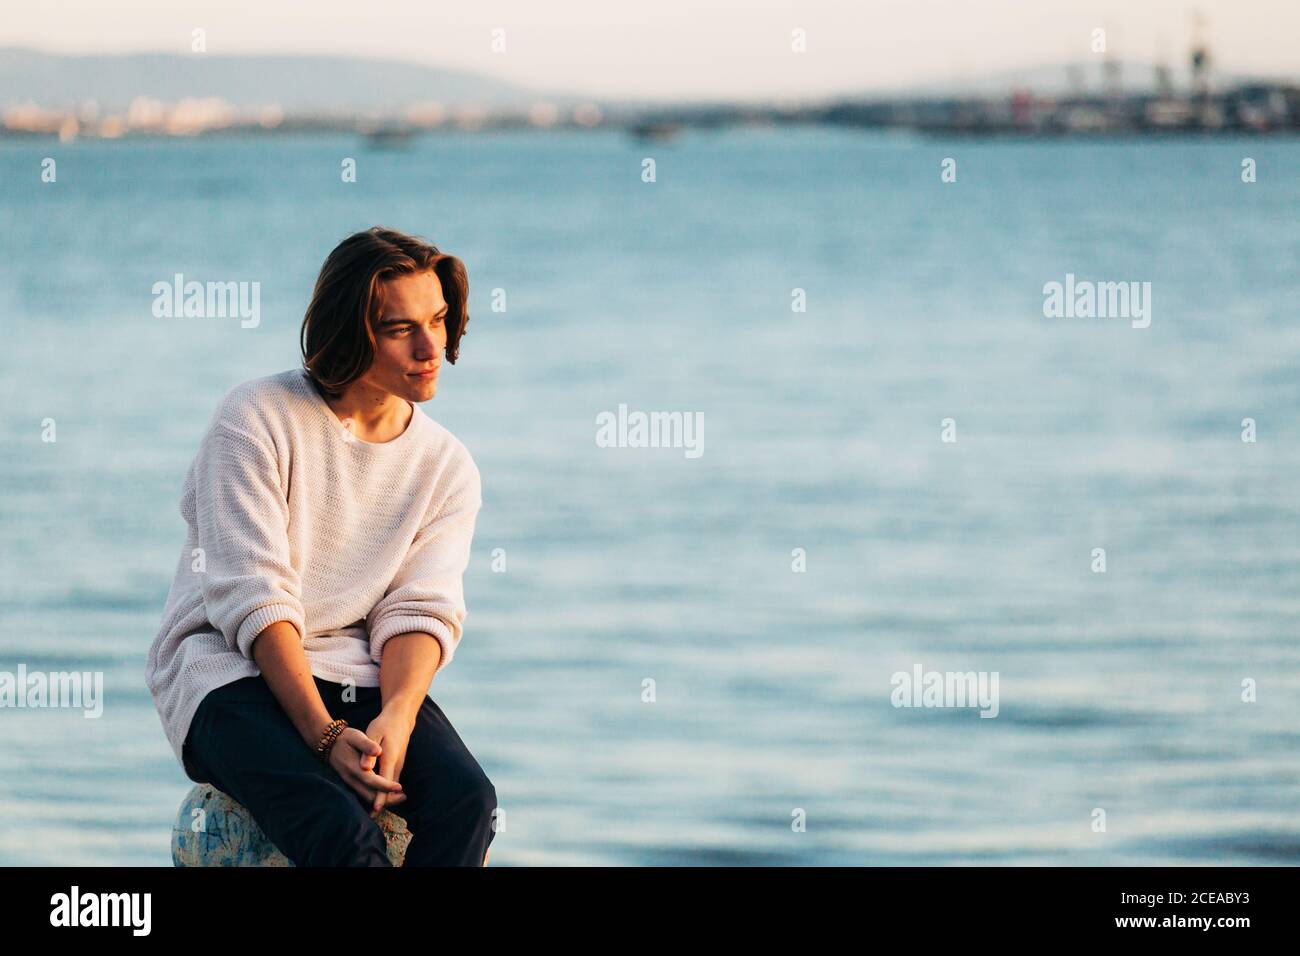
[0,128,1297,865]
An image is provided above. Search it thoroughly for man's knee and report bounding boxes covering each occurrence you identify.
[449,773,498,853]
[433,768,497,832]
[281,784,391,867]
[467,774,497,825]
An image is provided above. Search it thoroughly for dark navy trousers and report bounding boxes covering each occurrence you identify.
[182,674,497,866]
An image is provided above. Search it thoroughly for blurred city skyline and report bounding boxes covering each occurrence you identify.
[3,0,1298,103]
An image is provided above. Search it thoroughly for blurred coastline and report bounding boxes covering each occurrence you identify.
[3,43,1299,143]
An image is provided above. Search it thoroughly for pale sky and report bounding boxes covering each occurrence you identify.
[6,0,1298,102]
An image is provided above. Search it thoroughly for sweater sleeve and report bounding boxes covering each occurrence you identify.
[191,421,306,659]
[366,456,482,674]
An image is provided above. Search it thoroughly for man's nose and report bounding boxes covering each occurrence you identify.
[412,327,439,356]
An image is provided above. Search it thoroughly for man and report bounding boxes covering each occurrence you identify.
[146,226,495,866]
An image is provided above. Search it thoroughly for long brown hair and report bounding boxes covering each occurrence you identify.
[300,226,469,399]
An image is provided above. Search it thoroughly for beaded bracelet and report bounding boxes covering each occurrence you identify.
[314,718,348,762]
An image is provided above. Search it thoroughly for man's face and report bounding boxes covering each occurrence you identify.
[362,269,448,402]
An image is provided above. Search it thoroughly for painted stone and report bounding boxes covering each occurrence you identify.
[171,783,411,866]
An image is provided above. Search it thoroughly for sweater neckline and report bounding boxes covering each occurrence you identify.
[295,368,424,451]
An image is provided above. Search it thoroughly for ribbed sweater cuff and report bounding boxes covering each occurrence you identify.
[369,615,456,674]
[236,603,306,659]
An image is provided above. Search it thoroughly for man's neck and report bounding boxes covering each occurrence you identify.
[325,383,412,442]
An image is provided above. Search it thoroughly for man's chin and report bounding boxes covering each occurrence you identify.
[402,377,437,401]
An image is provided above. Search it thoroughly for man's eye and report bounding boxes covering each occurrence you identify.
[392,327,411,335]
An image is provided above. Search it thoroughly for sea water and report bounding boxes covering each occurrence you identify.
[0,128,1297,865]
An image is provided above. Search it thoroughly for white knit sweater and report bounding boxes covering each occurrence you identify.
[145,367,482,781]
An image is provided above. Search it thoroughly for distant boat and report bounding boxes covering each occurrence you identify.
[362,127,416,149]
[627,121,681,142]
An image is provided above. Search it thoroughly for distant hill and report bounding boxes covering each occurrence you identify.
[0,47,573,112]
